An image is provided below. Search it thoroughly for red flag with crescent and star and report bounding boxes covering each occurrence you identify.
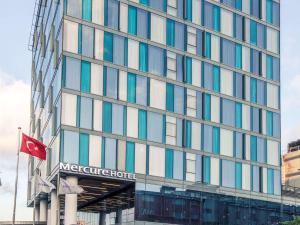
[20,133,46,160]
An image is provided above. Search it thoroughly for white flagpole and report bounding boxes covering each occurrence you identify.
[12,127,22,225]
[33,170,37,225]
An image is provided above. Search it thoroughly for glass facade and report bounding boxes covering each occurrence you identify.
[28,0,295,224]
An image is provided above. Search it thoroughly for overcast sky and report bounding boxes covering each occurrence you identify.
[1,0,300,221]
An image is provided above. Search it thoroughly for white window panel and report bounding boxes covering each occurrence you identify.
[128,39,139,70]
[244,76,250,101]
[150,79,166,110]
[192,58,201,87]
[242,164,250,191]
[166,116,176,145]
[242,104,250,131]
[261,53,266,78]
[244,18,250,44]
[263,167,268,193]
[61,92,77,126]
[192,122,201,150]
[267,83,279,109]
[127,107,138,138]
[211,35,220,62]
[118,70,127,101]
[221,68,233,96]
[119,3,128,33]
[242,0,250,15]
[118,140,126,171]
[186,159,195,173]
[95,29,104,60]
[267,27,279,54]
[149,146,165,177]
[267,140,279,166]
[211,157,220,185]
[167,7,177,17]
[221,9,233,37]
[242,46,250,72]
[91,63,103,96]
[220,129,233,157]
[186,173,196,182]
[245,134,250,160]
[192,0,201,25]
[135,143,146,174]
[211,95,220,123]
[92,0,104,25]
[167,51,176,80]
[151,14,166,45]
[93,100,102,131]
[262,110,266,135]
[63,20,78,54]
[89,135,102,167]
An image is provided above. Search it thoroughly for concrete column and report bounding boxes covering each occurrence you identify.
[34,205,40,222]
[99,212,106,225]
[64,176,78,225]
[115,209,122,225]
[50,190,58,225]
[39,199,48,221]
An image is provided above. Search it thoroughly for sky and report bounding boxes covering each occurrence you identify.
[1,0,300,221]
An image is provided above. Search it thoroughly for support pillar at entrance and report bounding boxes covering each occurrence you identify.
[64,176,78,225]
[50,190,58,225]
[39,199,47,221]
[99,212,106,225]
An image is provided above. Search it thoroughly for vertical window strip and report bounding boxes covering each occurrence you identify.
[185,120,192,148]
[213,5,221,32]
[235,44,242,69]
[127,73,136,103]
[185,0,192,21]
[104,32,113,62]
[139,43,148,72]
[203,156,211,184]
[185,57,192,84]
[250,20,257,46]
[128,6,137,35]
[165,149,174,178]
[250,135,257,161]
[138,109,147,140]
[266,55,273,80]
[126,141,135,173]
[166,83,174,112]
[79,133,89,166]
[267,168,274,194]
[82,0,92,21]
[203,93,211,121]
[235,162,242,189]
[103,102,112,133]
[235,102,242,129]
[212,127,220,154]
[78,24,82,54]
[205,32,211,59]
[167,19,175,47]
[81,61,91,93]
[266,0,273,24]
[266,111,273,136]
[213,66,220,92]
[250,78,257,103]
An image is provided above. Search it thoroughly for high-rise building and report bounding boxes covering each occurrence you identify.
[27,0,300,224]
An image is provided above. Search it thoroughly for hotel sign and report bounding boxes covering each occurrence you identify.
[59,163,136,181]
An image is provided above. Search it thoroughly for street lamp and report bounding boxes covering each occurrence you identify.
[0,171,2,186]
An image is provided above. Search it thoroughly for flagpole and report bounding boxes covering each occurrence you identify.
[12,127,22,225]
[33,169,36,225]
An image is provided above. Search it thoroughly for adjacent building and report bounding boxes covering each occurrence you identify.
[282,140,300,185]
[27,0,300,224]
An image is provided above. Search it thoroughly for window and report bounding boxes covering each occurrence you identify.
[81,61,91,93]
[235,44,242,69]
[102,138,117,169]
[184,120,192,148]
[104,32,126,65]
[148,45,165,76]
[137,8,149,39]
[204,2,220,32]
[202,124,212,152]
[257,79,266,106]
[212,127,220,154]
[64,56,80,90]
[267,0,280,27]
[139,43,148,72]
[250,135,257,161]
[203,156,211,184]
[138,109,147,140]
[149,0,166,12]
[251,165,261,192]
[250,78,257,103]
[250,0,261,18]
[184,0,192,21]
[257,137,266,163]
[234,132,244,159]
[221,39,235,68]
[79,96,93,129]
[166,19,185,51]
[112,104,124,135]
[80,25,94,58]
[234,14,244,41]
[203,63,220,92]
[66,0,82,18]
[165,149,174,178]
[104,32,113,62]
[126,142,135,173]
[128,6,137,35]
[185,57,192,84]
[103,102,112,133]
[147,112,164,143]
[234,73,244,99]
[105,0,119,29]
[273,113,280,138]
[235,102,242,129]
[61,130,79,164]
[221,98,235,127]
[235,162,242,189]
[267,168,274,194]
[251,107,261,133]
[250,20,257,46]
[127,73,136,103]
[222,160,235,188]
[104,67,118,99]
[166,83,184,114]
[79,133,89,165]
[250,48,261,76]
[203,93,211,121]
[204,32,211,59]
[267,55,280,81]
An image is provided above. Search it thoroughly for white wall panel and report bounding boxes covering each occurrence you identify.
[221,9,233,37]
[128,39,139,70]
[242,104,250,130]
[192,58,201,87]
[151,14,166,45]
[135,143,146,174]
[210,157,219,185]
[119,3,128,33]
[192,0,201,25]
[263,167,268,193]
[95,29,104,60]
[211,95,220,123]
[150,79,166,110]
[92,0,104,25]
[242,46,250,72]
[192,122,201,150]
[267,140,279,166]
[89,135,102,167]
[127,107,138,138]
[91,63,103,96]
[118,140,126,171]
[63,20,78,54]
[242,164,251,190]
[93,100,102,131]
[118,70,127,101]
[267,83,279,109]
[245,134,250,160]
[61,93,77,126]
[211,35,220,62]
[267,27,279,54]
[221,68,233,96]
[220,129,233,157]
[149,146,165,177]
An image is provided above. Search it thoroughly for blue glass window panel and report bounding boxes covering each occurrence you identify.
[266,55,273,80]
[148,45,165,76]
[81,61,91,93]
[196,92,202,119]
[273,57,280,82]
[273,113,280,138]
[105,67,118,99]
[139,43,148,72]
[202,124,212,152]
[222,39,235,68]
[128,6,137,35]
[222,160,235,188]
[266,111,273,136]
[185,57,192,84]
[203,156,211,184]
[176,118,183,147]
[177,0,184,18]
[257,137,266,163]
[235,44,242,69]
[184,120,192,148]
[235,73,244,99]
[140,0,148,5]
[112,104,124,135]
[273,2,280,27]
[235,14,243,41]
[213,5,221,32]
[234,132,244,159]
[147,112,163,143]
[80,96,92,129]
[274,170,281,195]
[104,32,113,62]
[106,0,119,29]
[257,23,266,49]
[266,0,273,24]
[185,0,192,21]
[165,149,174,178]
[257,79,265,105]
[82,25,94,58]
[104,138,117,169]
[65,57,80,90]
[149,0,166,12]
[250,20,257,45]
[250,78,257,103]
[196,29,203,57]
[126,141,135,173]
[251,0,260,18]
[138,110,147,140]
[212,127,220,154]
[203,93,211,121]
[166,83,174,112]
[236,162,242,189]
[79,133,89,166]
[222,99,235,127]
[174,151,183,180]
[251,107,260,133]
[203,62,213,90]
[235,0,242,10]
[205,33,211,59]
[63,130,79,164]
[136,75,147,106]
[137,9,149,39]
[250,135,257,161]
[251,165,260,192]
[127,73,136,103]
[78,24,82,54]
[82,0,92,21]
[167,19,175,47]
[222,0,235,8]
[176,54,184,82]
[113,35,126,66]
[250,49,260,75]
[174,85,184,114]
[66,0,82,18]
[267,168,274,194]
[204,2,213,30]
[103,102,112,133]
[175,22,185,51]
[195,155,202,182]
[235,102,242,129]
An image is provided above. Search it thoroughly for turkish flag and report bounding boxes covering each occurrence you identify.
[20,133,47,160]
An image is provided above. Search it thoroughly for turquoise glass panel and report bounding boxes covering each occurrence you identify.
[185,57,192,84]
[236,0,242,10]
[266,0,273,23]
[235,103,242,129]
[205,33,211,59]
[126,141,135,173]
[268,168,274,194]
[78,24,82,54]
[212,127,220,154]
[138,109,147,140]
[213,66,220,92]
[76,96,81,127]
[203,156,211,184]
[128,6,137,35]
[79,133,89,166]
[81,61,91,93]
[166,83,174,112]
[104,32,113,62]
[165,149,174,178]
[186,0,192,21]
[235,44,242,69]
[250,135,257,161]
[167,19,175,47]
[139,43,148,72]
[140,0,148,5]
[203,93,211,121]
[250,78,257,103]
[213,5,220,32]
[103,102,112,133]
[127,73,136,103]
[185,120,192,148]
[82,0,92,21]
[267,111,273,136]
[235,162,242,189]
[250,20,257,45]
